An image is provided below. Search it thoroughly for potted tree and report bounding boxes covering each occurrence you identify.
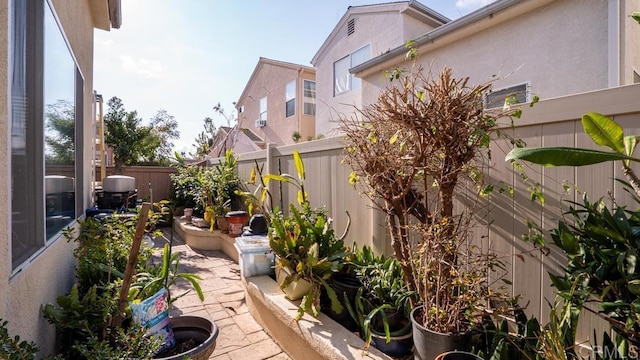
[340,59,516,359]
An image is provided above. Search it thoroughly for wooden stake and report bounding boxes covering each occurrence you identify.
[112,202,151,327]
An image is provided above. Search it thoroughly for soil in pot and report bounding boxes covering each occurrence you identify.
[153,316,219,360]
[411,306,471,360]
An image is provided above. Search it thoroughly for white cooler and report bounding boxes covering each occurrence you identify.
[234,236,274,278]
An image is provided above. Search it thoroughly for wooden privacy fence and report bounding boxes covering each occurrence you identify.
[211,83,640,342]
[96,166,177,202]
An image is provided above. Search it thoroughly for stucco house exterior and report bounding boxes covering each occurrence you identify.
[1,0,121,355]
[311,0,639,137]
[352,0,640,117]
[235,57,316,146]
[311,1,449,138]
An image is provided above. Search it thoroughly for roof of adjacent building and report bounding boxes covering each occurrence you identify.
[236,57,316,108]
[311,0,450,65]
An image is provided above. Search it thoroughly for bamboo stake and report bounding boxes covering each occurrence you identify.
[112,202,151,327]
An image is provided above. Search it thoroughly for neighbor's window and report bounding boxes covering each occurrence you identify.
[333,44,370,96]
[259,96,267,121]
[303,80,316,115]
[485,83,528,109]
[11,0,83,270]
[285,81,295,118]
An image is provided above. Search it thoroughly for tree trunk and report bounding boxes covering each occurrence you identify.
[385,203,417,297]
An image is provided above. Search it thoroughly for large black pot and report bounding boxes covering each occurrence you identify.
[411,306,471,360]
[323,272,362,331]
[370,317,413,357]
[153,316,219,360]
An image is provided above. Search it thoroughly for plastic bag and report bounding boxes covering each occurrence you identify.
[130,288,175,352]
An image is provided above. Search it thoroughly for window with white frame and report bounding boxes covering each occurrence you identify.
[11,0,84,270]
[303,80,316,115]
[333,44,370,96]
[285,81,295,118]
[485,83,529,109]
[259,96,267,121]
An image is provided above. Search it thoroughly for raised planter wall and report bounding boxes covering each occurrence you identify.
[173,218,238,262]
[244,276,392,360]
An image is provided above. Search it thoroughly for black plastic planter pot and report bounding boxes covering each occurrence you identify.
[435,351,483,360]
[323,272,362,331]
[153,316,219,360]
[411,306,471,360]
[370,318,413,357]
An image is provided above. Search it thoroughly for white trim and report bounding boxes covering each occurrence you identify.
[608,0,621,87]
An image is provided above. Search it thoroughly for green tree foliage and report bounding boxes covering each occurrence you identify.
[104,97,179,172]
[148,109,180,165]
[45,99,75,165]
[192,116,217,159]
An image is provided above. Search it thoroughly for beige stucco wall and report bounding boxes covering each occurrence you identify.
[1,0,99,355]
[314,8,435,138]
[360,0,611,111]
[237,61,316,146]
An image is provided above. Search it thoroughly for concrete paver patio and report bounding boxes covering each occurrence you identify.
[153,228,291,360]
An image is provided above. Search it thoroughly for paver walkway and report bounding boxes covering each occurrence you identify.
[153,228,290,360]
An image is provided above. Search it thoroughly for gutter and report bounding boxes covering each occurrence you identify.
[351,0,527,74]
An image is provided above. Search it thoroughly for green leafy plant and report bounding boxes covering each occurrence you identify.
[72,326,160,360]
[0,319,44,360]
[547,191,640,345]
[345,245,417,349]
[268,150,348,320]
[131,243,204,304]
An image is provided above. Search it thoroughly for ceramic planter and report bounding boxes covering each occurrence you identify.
[216,215,229,233]
[411,305,471,360]
[153,316,219,360]
[276,266,312,300]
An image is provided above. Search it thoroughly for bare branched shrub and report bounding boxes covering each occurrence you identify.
[340,64,516,333]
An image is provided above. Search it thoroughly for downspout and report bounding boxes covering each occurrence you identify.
[608,0,621,87]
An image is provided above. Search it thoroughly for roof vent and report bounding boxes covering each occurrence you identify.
[347,18,355,36]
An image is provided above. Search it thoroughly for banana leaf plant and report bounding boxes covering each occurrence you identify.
[506,112,640,197]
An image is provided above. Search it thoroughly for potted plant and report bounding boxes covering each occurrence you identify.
[346,245,417,357]
[267,150,347,320]
[340,60,516,359]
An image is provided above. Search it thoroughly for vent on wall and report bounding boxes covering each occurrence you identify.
[347,18,355,36]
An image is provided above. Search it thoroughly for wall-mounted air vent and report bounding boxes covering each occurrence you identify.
[347,18,355,36]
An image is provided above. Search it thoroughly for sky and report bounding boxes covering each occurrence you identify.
[93,0,496,155]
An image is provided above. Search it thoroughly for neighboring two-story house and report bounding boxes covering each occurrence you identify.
[1,0,121,355]
[311,1,449,137]
[353,0,640,111]
[235,57,316,148]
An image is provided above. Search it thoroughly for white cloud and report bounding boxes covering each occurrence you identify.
[119,55,164,78]
[455,0,495,11]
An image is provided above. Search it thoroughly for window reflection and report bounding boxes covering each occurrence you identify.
[44,2,75,238]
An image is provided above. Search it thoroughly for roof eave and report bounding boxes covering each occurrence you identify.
[352,0,540,76]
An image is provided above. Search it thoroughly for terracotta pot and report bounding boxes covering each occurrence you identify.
[216,215,229,233]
